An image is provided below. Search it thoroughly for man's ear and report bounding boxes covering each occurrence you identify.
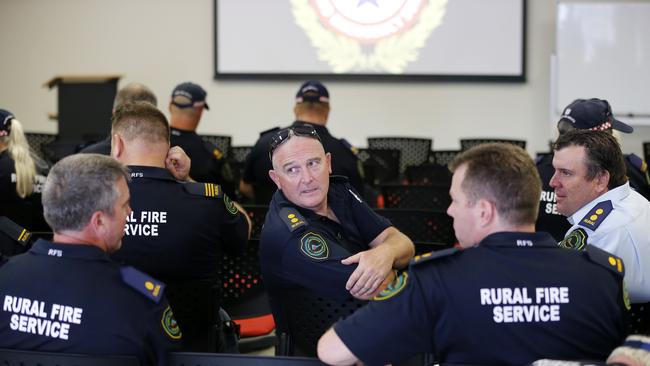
[111,133,125,159]
[326,152,332,174]
[595,170,611,194]
[268,169,282,190]
[477,199,496,227]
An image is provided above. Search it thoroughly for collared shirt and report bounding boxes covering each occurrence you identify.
[0,239,180,365]
[111,166,249,282]
[334,231,627,366]
[563,182,650,302]
[242,121,364,204]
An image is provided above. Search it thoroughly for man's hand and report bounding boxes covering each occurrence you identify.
[166,146,191,181]
[342,245,395,299]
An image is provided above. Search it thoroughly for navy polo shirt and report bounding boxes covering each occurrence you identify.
[334,231,627,366]
[170,127,224,185]
[111,166,248,282]
[260,176,390,302]
[0,239,180,366]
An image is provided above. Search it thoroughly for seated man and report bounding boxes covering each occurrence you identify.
[260,125,414,356]
[109,101,251,283]
[551,130,650,302]
[318,143,627,366]
[0,154,180,365]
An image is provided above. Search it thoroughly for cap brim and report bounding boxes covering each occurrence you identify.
[204,102,209,110]
[612,118,633,133]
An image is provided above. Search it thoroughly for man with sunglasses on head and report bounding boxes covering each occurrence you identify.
[259,125,414,356]
[240,80,364,204]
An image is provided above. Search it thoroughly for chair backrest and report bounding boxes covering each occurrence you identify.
[275,290,367,357]
[368,137,432,174]
[460,138,526,151]
[169,352,325,366]
[380,184,451,210]
[199,134,232,155]
[628,302,650,335]
[25,132,57,162]
[229,145,253,164]
[242,205,269,240]
[376,208,457,245]
[0,348,140,366]
[429,149,460,166]
[404,163,452,186]
[165,279,220,352]
[357,148,401,186]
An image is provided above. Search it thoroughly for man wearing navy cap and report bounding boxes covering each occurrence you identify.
[240,80,364,204]
[536,98,650,241]
[0,154,180,365]
[168,82,230,191]
[318,143,627,366]
[550,130,650,303]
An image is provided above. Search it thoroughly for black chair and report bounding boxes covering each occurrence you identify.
[219,239,276,353]
[379,184,451,211]
[460,138,526,151]
[429,150,460,167]
[241,205,269,240]
[376,209,456,246]
[643,142,650,164]
[199,134,232,156]
[628,302,650,335]
[225,146,254,201]
[166,279,221,352]
[229,146,253,164]
[275,290,367,357]
[0,348,139,366]
[368,137,432,174]
[357,148,401,186]
[169,352,325,366]
[25,132,57,163]
[404,164,452,186]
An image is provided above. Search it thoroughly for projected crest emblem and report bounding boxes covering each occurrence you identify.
[291,0,448,73]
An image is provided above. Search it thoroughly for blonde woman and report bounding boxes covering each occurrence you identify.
[0,109,49,254]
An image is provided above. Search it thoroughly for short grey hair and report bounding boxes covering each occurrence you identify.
[43,154,130,232]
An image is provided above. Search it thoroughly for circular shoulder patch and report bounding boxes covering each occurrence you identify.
[223,194,238,215]
[559,228,588,251]
[374,271,408,301]
[161,306,182,340]
[300,232,329,261]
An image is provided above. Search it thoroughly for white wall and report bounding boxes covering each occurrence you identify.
[1,0,648,156]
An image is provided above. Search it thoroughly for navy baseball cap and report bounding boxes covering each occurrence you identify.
[559,98,633,133]
[295,80,329,103]
[171,82,209,110]
[0,109,14,137]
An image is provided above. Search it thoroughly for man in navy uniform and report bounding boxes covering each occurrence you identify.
[536,98,650,240]
[551,130,650,303]
[318,143,627,366]
[0,154,180,365]
[109,101,251,282]
[240,80,364,204]
[260,125,414,355]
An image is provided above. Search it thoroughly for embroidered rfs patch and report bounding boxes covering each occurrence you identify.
[161,306,182,340]
[223,194,238,215]
[374,271,408,301]
[300,232,329,260]
[559,228,588,251]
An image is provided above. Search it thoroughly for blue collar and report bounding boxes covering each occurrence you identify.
[479,231,558,248]
[30,239,110,260]
[127,165,177,182]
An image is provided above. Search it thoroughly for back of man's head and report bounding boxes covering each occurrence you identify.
[43,154,130,232]
[294,80,330,123]
[449,143,541,226]
[112,101,170,146]
[113,82,157,111]
[554,130,627,190]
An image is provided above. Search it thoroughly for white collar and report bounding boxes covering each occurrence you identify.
[568,182,631,225]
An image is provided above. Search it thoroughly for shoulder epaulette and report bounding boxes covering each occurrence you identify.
[627,154,647,173]
[260,126,281,136]
[411,248,459,266]
[212,147,224,160]
[0,216,32,246]
[340,138,359,155]
[583,245,625,277]
[578,200,613,231]
[278,207,306,232]
[120,266,165,303]
[182,182,223,198]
